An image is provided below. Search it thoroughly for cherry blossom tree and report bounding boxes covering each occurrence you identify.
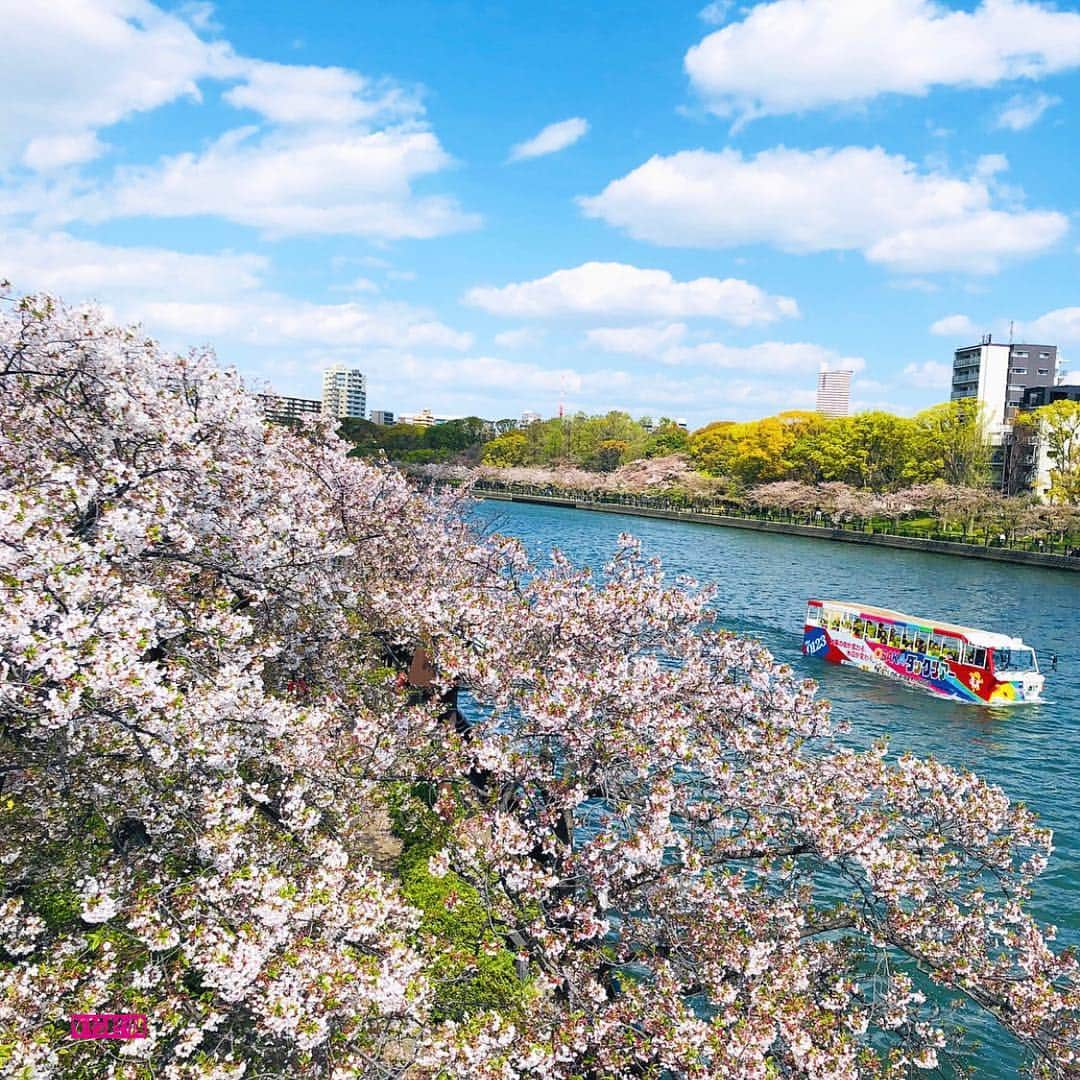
[2,292,1079,1078]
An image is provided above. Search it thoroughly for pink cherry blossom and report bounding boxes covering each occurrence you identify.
[1,290,1078,1077]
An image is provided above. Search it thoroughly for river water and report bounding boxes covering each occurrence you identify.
[470,497,1079,1077]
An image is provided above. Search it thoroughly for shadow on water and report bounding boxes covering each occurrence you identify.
[469,498,1080,1077]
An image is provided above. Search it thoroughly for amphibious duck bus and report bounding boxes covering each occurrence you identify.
[802,599,1044,705]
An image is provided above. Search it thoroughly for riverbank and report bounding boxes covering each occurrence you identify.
[477,490,1080,572]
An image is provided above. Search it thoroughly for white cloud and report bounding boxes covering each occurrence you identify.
[852,377,893,394]
[685,0,1080,123]
[890,277,940,294]
[664,340,866,374]
[337,276,380,293]
[223,60,420,126]
[22,132,108,172]
[930,314,979,338]
[587,325,867,380]
[1,3,475,242]
[143,298,472,352]
[367,353,822,424]
[994,91,1061,131]
[586,323,688,356]
[1,0,237,171]
[52,126,478,240]
[0,230,472,355]
[494,327,546,349]
[465,262,799,325]
[1019,307,1080,344]
[177,2,221,33]
[699,2,735,25]
[902,361,953,387]
[0,228,267,300]
[508,117,589,162]
[580,147,1067,274]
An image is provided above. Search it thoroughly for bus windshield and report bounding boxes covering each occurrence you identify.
[992,647,1038,673]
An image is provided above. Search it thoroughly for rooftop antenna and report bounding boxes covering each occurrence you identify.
[1009,320,1015,345]
[558,372,566,420]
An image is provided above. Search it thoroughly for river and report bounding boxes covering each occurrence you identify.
[470,497,1079,1077]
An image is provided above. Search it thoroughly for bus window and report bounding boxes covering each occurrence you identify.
[806,604,820,626]
[969,647,986,669]
[913,630,930,653]
[941,637,961,662]
[866,621,880,642]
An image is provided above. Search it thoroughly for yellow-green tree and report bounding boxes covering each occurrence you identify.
[691,412,823,485]
[688,421,737,475]
[482,431,529,467]
[1037,399,1080,504]
[911,400,990,488]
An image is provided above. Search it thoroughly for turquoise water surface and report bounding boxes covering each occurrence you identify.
[471,498,1079,1077]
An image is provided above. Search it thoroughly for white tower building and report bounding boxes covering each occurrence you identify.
[321,365,367,420]
[816,369,852,418]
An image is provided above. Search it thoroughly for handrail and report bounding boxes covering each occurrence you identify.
[442,477,1080,557]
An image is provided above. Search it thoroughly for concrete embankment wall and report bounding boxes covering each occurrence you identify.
[477,491,1080,573]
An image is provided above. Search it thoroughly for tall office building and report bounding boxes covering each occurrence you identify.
[815,369,852,418]
[321,365,367,420]
[950,338,1057,425]
[369,409,395,426]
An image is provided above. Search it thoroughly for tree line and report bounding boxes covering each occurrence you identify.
[342,398,1080,503]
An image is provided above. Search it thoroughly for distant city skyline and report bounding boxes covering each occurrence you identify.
[1,1,1078,427]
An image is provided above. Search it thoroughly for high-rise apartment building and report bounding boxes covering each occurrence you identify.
[815,369,852,418]
[321,365,367,420]
[950,338,1057,425]
[369,409,395,426]
[256,393,322,424]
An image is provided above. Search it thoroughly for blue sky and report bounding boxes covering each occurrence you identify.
[3,0,1079,426]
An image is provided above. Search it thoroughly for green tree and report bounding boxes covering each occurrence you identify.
[1036,399,1080,504]
[523,418,567,463]
[644,421,690,458]
[423,417,487,455]
[850,412,920,489]
[380,423,428,456]
[912,400,990,487]
[590,438,630,472]
[337,417,386,457]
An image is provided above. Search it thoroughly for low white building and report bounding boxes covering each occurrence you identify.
[398,409,456,427]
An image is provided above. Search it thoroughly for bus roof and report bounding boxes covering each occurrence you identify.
[808,599,1027,649]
